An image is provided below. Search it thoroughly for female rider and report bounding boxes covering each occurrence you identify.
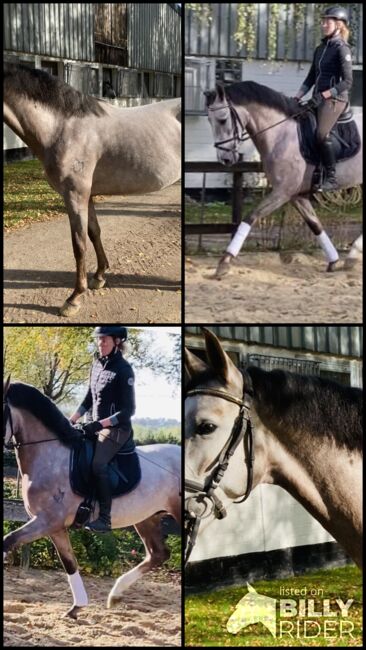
[294,6,353,191]
[70,326,135,532]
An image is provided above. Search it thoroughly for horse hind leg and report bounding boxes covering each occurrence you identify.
[107,513,170,609]
[291,196,339,271]
[87,199,110,290]
[49,529,88,619]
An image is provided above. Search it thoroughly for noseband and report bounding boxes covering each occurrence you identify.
[184,370,255,565]
[208,100,248,151]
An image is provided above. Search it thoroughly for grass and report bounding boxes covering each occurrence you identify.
[185,197,363,225]
[4,159,66,230]
[185,566,362,647]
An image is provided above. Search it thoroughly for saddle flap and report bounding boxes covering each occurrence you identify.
[70,437,141,499]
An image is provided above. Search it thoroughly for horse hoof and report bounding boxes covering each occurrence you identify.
[63,605,82,620]
[59,301,81,317]
[214,259,232,280]
[89,277,106,290]
[326,260,340,273]
[107,595,119,609]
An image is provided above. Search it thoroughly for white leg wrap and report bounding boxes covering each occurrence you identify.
[107,566,144,607]
[316,231,339,263]
[226,222,251,257]
[67,571,88,607]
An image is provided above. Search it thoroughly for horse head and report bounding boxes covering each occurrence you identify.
[3,375,14,448]
[204,83,247,166]
[185,329,251,498]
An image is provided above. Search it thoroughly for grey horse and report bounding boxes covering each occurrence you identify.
[185,329,362,568]
[3,378,181,618]
[205,82,362,278]
[4,64,181,316]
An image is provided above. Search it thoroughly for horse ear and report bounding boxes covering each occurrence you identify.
[216,82,225,101]
[3,374,11,396]
[185,348,209,379]
[203,329,241,388]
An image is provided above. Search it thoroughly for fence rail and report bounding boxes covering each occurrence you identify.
[185,160,263,234]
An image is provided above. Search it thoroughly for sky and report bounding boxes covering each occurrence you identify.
[132,327,181,421]
[72,326,181,421]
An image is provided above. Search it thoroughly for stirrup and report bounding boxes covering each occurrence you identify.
[85,517,111,533]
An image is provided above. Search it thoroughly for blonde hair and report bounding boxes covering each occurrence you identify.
[114,338,128,355]
[337,22,350,42]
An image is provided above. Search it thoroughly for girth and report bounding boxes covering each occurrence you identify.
[184,370,255,564]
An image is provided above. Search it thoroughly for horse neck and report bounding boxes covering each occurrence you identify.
[12,407,62,474]
[258,420,362,545]
[4,94,57,161]
[238,102,292,155]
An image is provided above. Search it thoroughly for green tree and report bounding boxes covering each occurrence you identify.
[4,327,181,403]
[3,327,92,403]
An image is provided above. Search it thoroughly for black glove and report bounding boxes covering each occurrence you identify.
[82,421,103,438]
[308,93,324,110]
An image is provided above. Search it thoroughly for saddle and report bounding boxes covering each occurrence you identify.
[70,435,141,528]
[296,104,361,166]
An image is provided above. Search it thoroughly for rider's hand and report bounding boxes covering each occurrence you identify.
[82,421,103,437]
[308,93,324,109]
[321,89,332,100]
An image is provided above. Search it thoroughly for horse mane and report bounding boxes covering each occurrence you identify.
[7,382,78,447]
[4,63,106,118]
[247,366,363,452]
[218,81,300,117]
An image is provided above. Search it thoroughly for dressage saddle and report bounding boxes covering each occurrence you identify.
[69,435,141,528]
[297,104,361,166]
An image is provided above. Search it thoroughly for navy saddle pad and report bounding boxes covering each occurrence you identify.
[70,436,141,499]
[297,109,361,165]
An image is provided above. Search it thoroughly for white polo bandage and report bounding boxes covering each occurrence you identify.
[316,231,339,263]
[226,222,251,257]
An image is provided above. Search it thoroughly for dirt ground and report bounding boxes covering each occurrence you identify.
[185,252,362,323]
[4,567,181,647]
[4,183,181,323]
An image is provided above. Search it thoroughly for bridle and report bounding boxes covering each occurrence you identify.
[208,100,248,151]
[184,370,255,565]
[208,96,319,152]
[3,400,15,449]
[3,398,65,449]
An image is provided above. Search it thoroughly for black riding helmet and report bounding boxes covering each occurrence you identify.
[321,6,348,26]
[94,326,128,341]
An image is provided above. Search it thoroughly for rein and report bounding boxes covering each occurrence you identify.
[184,371,255,565]
[208,98,335,150]
[3,399,79,449]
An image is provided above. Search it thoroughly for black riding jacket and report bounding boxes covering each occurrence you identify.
[300,34,353,100]
[77,349,136,429]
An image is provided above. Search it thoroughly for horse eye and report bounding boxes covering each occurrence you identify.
[197,422,217,435]
[218,118,227,124]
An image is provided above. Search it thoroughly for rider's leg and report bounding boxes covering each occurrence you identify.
[85,428,131,533]
[316,99,346,191]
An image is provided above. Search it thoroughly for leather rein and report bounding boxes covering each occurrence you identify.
[208,97,333,151]
[184,371,255,565]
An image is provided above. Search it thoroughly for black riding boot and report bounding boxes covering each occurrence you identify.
[318,136,338,192]
[85,472,112,532]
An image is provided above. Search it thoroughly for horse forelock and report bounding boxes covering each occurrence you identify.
[7,382,76,446]
[186,369,226,394]
[4,64,106,118]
